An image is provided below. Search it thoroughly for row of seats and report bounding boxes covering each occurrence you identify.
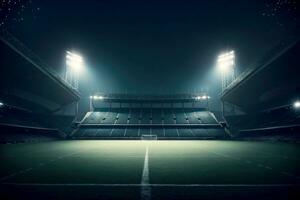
[81,109,218,125]
[73,128,225,138]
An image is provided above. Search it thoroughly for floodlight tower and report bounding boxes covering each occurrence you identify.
[65,51,83,90]
[217,50,236,92]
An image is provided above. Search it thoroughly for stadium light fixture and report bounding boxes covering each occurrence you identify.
[196,95,210,100]
[293,101,300,109]
[201,95,210,100]
[92,95,104,100]
[0,102,3,107]
[217,50,236,92]
[89,95,104,111]
[66,51,83,73]
[65,51,84,90]
[217,51,234,74]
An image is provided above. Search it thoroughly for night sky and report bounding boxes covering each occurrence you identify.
[1,0,299,95]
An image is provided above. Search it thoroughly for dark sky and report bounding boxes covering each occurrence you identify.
[1,0,299,95]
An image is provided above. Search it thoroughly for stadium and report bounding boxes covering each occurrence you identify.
[0,1,300,200]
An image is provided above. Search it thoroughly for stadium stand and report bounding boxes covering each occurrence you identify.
[125,128,139,137]
[226,106,300,135]
[129,109,140,124]
[0,104,68,143]
[0,29,79,143]
[0,123,64,144]
[116,109,129,124]
[80,109,218,125]
[221,36,300,141]
[73,104,225,139]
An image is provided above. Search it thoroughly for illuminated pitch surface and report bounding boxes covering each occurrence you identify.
[1,141,300,200]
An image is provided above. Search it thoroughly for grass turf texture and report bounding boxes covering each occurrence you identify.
[1,140,300,200]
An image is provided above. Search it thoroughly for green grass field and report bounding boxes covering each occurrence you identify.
[1,140,300,200]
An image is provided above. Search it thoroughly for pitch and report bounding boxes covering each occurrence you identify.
[1,140,300,200]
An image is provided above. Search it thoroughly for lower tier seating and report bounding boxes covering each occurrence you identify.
[72,127,225,139]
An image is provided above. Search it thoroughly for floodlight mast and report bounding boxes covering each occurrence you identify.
[65,51,83,90]
[217,50,236,93]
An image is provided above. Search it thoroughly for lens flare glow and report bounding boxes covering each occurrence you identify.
[293,101,300,109]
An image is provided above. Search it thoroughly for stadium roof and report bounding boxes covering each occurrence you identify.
[221,36,300,112]
[0,29,80,113]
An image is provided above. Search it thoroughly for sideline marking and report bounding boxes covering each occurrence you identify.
[141,146,151,200]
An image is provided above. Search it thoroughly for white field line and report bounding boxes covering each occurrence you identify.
[1,183,299,187]
[141,146,151,200]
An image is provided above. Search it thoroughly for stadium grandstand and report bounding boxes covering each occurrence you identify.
[1,1,300,200]
[0,29,79,143]
[221,33,300,141]
[72,94,225,139]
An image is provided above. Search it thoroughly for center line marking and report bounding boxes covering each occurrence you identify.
[141,145,151,200]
